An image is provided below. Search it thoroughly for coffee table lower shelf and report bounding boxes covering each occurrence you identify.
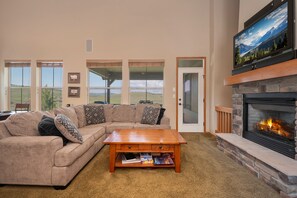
[115,154,175,168]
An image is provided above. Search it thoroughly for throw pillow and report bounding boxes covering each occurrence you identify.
[84,105,106,125]
[141,106,160,125]
[135,104,161,123]
[54,107,79,128]
[54,114,83,144]
[38,115,68,146]
[156,108,166,125]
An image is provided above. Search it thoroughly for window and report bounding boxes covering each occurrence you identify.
[6,61,31,111]
[87,60,122,104]
[129,60,164,104]
[38,61,63,110]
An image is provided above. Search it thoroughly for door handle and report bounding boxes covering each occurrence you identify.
[179,103,182,106]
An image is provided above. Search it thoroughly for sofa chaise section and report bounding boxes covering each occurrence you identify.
[0,111,106,187]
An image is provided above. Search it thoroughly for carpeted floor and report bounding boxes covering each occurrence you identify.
[0,133,280,198]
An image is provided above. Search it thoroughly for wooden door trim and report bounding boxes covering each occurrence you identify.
[176,57,206,133]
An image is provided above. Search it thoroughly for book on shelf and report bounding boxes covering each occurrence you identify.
[153,153,174,165]
[121,153,141,164]
[123,153,137,161]
[140,153,153,164]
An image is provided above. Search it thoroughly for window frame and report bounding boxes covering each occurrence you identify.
[129,63,164,105]
[39,62,63,111]
[8,65,31,111]
[87,61,123,104]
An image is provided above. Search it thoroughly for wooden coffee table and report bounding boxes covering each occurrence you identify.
[103,129,187,173]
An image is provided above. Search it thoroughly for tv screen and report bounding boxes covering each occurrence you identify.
[234,1,291,69]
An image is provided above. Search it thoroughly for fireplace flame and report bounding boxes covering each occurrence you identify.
[256,117,293,139]
[267,118,273,128]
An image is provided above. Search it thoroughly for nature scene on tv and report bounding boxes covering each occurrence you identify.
[234,2,288,67]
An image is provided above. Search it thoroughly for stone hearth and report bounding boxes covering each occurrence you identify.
[218,75,297,198]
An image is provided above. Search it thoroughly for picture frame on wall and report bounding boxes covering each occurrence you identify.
[68,73,80,84]
[68,87,80,98]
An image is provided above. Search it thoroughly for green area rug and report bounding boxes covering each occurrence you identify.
[0,133,279,198]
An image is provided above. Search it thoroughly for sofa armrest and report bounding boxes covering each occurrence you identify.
[0,136,63,185]
[160,115,170,126]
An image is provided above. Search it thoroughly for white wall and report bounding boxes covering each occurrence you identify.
[238,0,270,31]
[208,0,239,133]
[0,0,239,132]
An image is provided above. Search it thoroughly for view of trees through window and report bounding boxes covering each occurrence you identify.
[88,67,122,104]
[7,61,164,110]
[9,67,31,111]
[129,66,163,104]
[41,66,63,110]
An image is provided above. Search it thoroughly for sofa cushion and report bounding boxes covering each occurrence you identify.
[135,104,161,123]
[141,106,160,125]
[101,104,113,122]
[54,114,83,144]
[112,105,135,122]
[38,116,68,146]
[0,121,11,139]
[54,107,79,128]
[84,105,105,125]
[54,133,95,167]
[74,105,87,128]
[157,108,166,125]
[106,122,135,134]
[134,123,171,129]
[4,111,53,136]
[79,124,106,141]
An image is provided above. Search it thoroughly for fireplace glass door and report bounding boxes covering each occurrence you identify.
[247,103,295,142]
[243,93,297,159]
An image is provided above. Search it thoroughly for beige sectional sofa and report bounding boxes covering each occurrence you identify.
[0,104,170,188]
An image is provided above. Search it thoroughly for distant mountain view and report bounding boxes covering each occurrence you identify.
[89,92,162,104]
[234,2,288,67]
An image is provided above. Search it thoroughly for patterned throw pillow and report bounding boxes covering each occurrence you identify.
[84,105,106,125]
[54,114,83,143]
[141,106,161,125]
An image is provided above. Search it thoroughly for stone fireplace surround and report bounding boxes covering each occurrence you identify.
[217,75,297,198]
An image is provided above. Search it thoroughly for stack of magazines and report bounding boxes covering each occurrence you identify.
[121,153,141,164]
[153,153,174,165]
[140,153,153,164]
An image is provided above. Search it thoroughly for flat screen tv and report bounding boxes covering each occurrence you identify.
[233,0,294,75]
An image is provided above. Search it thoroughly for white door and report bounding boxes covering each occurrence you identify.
[178,67,204,132]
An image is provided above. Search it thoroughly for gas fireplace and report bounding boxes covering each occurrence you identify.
[243,93,297,159]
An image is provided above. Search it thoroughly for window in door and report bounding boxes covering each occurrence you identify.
[39,61,63,110]
[177,57,205,132]
[6,61,31,111]
[129,60,164,104]
[87,60,122,104]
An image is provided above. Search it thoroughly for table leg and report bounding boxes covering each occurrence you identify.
[109,144,116,173]
[174,145,181,173]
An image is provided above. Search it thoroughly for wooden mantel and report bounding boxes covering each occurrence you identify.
[224,59,297,86]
